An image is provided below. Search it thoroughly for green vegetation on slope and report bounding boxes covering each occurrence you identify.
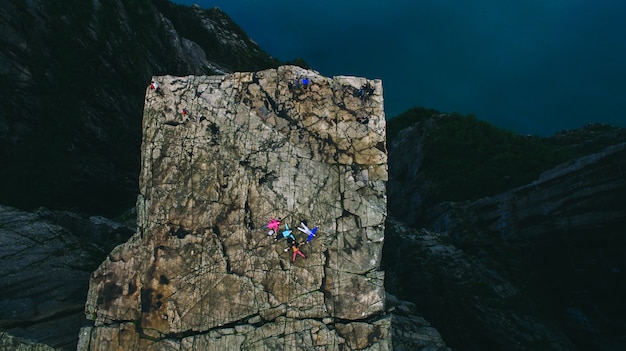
[388,107,582,202]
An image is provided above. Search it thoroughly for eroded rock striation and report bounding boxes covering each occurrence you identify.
[79,66,390,350]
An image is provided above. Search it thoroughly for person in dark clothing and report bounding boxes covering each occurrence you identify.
[357,82,374,100]
[150,81,161,95]
[357,116,370,124]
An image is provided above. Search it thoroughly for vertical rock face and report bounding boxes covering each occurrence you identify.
[386,130,626,350]
[80,66,390,350]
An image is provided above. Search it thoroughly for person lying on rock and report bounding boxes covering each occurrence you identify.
[288,78,301,90]
[275,223,295,241]
[262,217,282,236]
[150,81,161,94]
[357,82,374,100]
[300,77,310,88]
[297,221,318,243]
[284,236,306,263]
[288,76,310,91]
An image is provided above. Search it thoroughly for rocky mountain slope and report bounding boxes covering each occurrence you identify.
[0,0,279,216]
[386,117,626,350]
[0,206,133,350]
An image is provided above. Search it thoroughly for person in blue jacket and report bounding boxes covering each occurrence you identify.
[275,224,295,241]
[297,221,318,243]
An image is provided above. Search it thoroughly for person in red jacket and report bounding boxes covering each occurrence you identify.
[285,236,306,263]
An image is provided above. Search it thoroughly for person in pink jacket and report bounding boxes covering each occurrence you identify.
[262,218,282,236]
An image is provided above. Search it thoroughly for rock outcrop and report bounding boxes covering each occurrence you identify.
[384,220,576,350]
[433,142,626,350]
[385,294,449,351]
[0,205,133,350]
[387,117,439,227]
[79,66,390,350]
[450,142,626,240]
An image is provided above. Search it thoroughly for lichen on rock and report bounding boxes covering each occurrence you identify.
[80,66,390,350]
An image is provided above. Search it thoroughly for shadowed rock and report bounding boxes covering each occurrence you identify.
[386,129,626,350]
[0,205,134,350]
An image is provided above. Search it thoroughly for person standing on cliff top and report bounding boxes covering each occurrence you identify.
[356,82,374,101]
[356,116,370,124]
[150,81,162,95]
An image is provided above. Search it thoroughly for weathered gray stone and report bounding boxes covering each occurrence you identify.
[80,66,390,350]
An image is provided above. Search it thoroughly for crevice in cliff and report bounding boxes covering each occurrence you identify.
[211,224,231,273]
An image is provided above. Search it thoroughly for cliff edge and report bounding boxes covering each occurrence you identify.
[78,66,390,350]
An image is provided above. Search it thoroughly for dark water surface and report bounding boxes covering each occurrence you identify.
[173,0,626,136]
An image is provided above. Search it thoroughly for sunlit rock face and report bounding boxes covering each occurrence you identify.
[79,66,390,350]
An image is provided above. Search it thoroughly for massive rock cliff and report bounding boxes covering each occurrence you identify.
[79,66,391,350]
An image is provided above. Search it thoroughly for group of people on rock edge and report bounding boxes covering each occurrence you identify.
[262,218,318,263]
[357,82,375,100]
